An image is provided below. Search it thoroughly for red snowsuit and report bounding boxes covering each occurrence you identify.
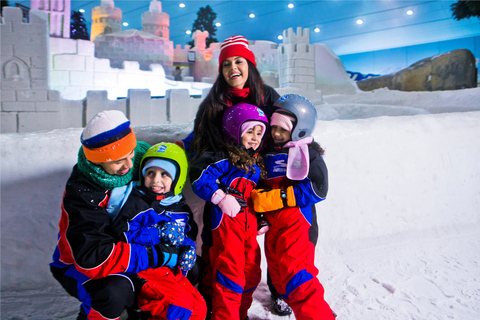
[136,267,206,320]
[190,151,262,320]
[254,143,336,320]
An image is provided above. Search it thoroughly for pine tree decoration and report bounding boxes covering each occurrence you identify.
[187,5,218,48]
[1,0,10,12]
[451,0,480,21]
[70,10,90,40]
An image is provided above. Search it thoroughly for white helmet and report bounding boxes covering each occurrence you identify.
[273,94,317,141]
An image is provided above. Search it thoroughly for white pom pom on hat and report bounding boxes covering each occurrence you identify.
[81,110,137,162]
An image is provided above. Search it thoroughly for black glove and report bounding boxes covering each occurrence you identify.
[149,243,180,268]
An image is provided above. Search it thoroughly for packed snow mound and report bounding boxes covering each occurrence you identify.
[322,87,480,114]
[317,102,429,120]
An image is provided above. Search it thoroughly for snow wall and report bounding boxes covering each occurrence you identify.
[1,111,480,292]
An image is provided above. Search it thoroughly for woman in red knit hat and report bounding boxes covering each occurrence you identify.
[185,35,293,319]
[190,35,279,157]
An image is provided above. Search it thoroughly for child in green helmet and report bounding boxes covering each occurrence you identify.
[110,142,207,319]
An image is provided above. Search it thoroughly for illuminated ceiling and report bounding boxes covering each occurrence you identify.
[21,1,480,55]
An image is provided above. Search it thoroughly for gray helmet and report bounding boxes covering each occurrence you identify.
[273,94,317,141]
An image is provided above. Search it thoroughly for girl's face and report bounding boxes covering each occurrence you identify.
[241,125,264,150]
[95,150,135,175]
[222,56,249,89]
[144,167,173,194]
[271,125,292,144]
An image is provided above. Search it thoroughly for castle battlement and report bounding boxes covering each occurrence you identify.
[30,0,71,38]
[92,5,122,20]
[1,3,358,133]
[1,6,47,24]
[142,0,170,39]
[1,7,49,90]
[283,27,310,45]
[278,27,315,90]
[91,2,122,41]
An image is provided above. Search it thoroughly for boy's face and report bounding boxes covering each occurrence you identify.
[96,150,135,175]
[271,125,292,144]
[144,167,173,194]
[241,125,263,150]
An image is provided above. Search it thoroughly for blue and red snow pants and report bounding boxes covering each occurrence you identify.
[264,206,335,320]
[207,209,262,320]
[51,264,136,320]
[51,264,206,320]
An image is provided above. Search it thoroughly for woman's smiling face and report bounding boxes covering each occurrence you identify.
[222,56,249,89]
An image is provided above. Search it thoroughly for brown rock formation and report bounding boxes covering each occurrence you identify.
[357,49,477,92]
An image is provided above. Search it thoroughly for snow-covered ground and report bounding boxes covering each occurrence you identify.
[1,87,480,319]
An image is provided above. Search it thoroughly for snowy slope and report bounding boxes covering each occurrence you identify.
[1,88,480,319]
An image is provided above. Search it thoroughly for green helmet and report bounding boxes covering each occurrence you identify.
[139,142,188,196]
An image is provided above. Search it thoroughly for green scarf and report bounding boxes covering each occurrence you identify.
[77,141,150,190]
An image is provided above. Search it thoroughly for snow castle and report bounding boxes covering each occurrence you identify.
[0,1,356,133]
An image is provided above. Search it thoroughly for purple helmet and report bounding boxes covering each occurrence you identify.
[222,103,269,145]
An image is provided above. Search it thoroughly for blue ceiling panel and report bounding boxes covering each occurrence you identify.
[16,0,480,55]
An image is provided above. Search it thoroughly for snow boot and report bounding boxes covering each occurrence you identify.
[272,296,292,316]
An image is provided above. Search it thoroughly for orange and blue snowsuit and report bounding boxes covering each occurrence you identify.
[190,151,262,320]
[254,143,336,320]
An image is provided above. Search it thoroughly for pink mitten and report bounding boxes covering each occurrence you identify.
[218,195,241,218]
[211,189,242,218]
[211,189,241,218]
[284,136,314,181]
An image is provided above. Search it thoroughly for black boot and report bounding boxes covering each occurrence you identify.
[272,295,293,316]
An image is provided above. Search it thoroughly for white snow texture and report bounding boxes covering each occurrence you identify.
[1,88,480,319]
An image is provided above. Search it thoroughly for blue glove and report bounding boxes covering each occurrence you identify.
[159,222,185,246]
[151,243,179,269]
[178,246,196,274]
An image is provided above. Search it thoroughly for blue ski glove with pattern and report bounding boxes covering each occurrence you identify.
[178,245,196,274]
[159,222,185,246]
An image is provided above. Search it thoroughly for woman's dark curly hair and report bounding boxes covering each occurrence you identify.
[192,60,264,159]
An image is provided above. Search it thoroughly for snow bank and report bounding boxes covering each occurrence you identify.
[316,112,480,243]
[2,112,479,293]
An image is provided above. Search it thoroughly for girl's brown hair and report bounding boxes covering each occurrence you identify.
[225,143,267,179]
[310,141,325,156]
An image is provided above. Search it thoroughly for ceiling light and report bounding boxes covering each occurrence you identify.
[215,22,221,27]
[79,9,85,13]
[186,30,191,35]
[123,22,129,27]
[179,3,185,8]
[249,13,255,18]
[288,3,294,9]
[314,27,320,33]
[356,19,364,25]
[277,35,283,40]
[407,10,413,15]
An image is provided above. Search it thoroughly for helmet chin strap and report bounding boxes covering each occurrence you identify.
[140,185,175,201]
[154,190,175,200]
[240,145,258,157]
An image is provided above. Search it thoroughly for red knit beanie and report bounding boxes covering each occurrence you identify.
[218,35,256,71]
